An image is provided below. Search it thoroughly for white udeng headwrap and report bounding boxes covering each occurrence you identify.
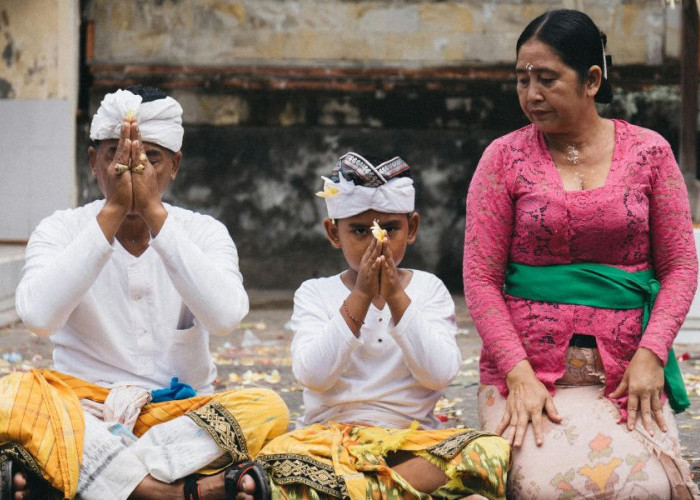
[89,89,184,152]
[317,153,415,219]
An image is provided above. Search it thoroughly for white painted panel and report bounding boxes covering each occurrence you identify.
[0,99,75,240]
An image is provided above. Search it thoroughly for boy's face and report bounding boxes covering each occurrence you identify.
[324,209,419,272]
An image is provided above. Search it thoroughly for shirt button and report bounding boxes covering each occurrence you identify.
[378,318,383,322]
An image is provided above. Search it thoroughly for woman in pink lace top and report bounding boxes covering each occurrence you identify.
[464,9,699,498]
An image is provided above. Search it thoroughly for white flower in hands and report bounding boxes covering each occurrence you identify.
[372,219,388,243]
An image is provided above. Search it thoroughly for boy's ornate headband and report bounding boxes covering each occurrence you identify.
[316,152,415,219]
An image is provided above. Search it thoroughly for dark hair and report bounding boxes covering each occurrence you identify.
[516,9,613,104]
[124,84,168,103]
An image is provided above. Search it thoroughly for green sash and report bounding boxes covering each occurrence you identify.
[504,262,689,413]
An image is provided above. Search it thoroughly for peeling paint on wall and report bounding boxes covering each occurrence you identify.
[0,2,78,100]
[0,78,14,98]
[2,40,14,67]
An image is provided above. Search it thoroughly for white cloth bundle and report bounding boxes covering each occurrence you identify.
[89,89,184,152]
[320,174,415,219]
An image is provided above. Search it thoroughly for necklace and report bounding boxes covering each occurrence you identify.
[565,144,580,165]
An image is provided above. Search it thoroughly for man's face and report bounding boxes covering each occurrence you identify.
[89,139,181,203]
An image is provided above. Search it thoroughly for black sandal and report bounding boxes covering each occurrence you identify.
[0,460,12,500]
[183,461,271,500]
[224,461,271,500]
[183,473,201,500]
[0,459,60,500]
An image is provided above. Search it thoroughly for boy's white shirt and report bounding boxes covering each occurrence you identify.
[291,270,461,429]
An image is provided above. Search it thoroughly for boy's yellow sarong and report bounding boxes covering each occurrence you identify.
[258,421,511,500]
[0,369,289,499]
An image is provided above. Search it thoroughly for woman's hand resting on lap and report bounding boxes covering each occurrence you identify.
[497,360,562,448]
[609,347,667,436]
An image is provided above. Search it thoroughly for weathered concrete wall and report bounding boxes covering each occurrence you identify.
[0,1,79,100]
[88,0,680,67]
[77,0,693,291]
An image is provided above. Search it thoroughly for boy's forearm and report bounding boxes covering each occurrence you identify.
[341,290,372,337]
[386,291,411,324]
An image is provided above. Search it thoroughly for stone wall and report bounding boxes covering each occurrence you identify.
[78,0,691,291]
[87,0,679,67]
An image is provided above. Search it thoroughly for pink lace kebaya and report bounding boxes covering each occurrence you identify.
[463,119,698,414]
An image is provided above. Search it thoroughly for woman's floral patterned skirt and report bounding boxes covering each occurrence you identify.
[479,346,699,499]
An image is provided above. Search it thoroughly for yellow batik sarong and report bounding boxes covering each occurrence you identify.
[0,369,289,499]
[257,421,511,500]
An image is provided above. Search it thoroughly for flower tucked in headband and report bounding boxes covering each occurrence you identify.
[316,152,415,219]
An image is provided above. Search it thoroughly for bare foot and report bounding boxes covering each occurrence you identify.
[12,470,29,500]
[233,474,255,500]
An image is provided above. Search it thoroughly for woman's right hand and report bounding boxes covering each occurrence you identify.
[497,359,562,447]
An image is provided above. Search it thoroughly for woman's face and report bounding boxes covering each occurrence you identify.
[515,39,595,135]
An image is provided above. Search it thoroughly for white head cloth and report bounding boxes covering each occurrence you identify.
[89,88,184,152]
[317,152,415,219]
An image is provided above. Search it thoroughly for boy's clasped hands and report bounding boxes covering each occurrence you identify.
[356,235,404,305]
[338,214,415,337]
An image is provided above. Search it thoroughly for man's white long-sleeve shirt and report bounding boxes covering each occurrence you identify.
[15,200,249,393]
[291,270,460,430]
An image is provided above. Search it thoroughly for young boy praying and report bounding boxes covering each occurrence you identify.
[257,152,511,500]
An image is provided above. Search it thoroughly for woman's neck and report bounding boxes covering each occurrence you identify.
[544,116,611,165]
[544,115,607,153]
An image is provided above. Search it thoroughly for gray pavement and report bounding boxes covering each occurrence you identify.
[0,289,698,489]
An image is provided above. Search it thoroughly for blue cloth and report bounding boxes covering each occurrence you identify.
[150,377,197,403]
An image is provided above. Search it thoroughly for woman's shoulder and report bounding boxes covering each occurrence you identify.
[475,124,539,180]
[488,123,538,150]
[614,119,672,150]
